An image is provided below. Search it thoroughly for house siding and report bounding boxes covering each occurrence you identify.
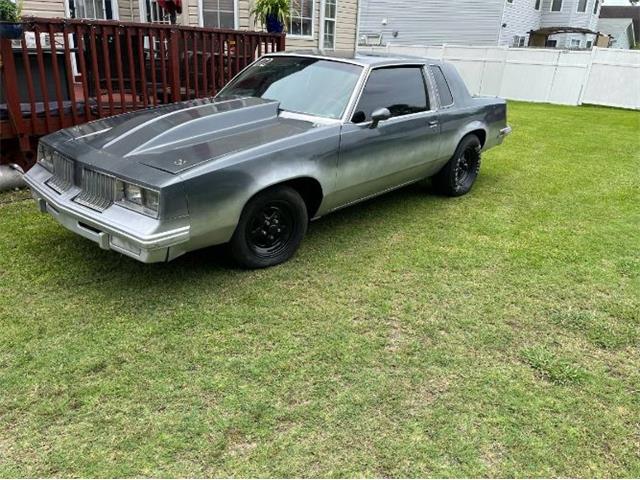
[359,0,603,48]
[185,0,357,51]
[499,0,543,46]
[21,0,66,17]
[118,0,140,22]
[358,0,505,46]
[335,0,358,51]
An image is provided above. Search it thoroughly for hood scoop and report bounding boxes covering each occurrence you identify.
[89,97,279,157]
[127,98,280,156]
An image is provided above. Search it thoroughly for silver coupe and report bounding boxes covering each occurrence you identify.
[25,52,511,268]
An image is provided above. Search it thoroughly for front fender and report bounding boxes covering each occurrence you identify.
[180,132,339,250]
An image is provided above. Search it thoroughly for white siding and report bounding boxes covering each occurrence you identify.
[358,0,505,46]
[499,0,543,46]
[357,0,604,48]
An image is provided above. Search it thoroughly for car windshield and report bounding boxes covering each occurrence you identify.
[217,56,363,119]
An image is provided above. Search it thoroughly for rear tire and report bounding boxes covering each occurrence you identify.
[432,134,482,197]
[230,186,308,269]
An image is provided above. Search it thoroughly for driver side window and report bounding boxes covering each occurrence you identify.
[352,66,429,123]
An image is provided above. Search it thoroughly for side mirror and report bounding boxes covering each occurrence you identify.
[370,107,391,128]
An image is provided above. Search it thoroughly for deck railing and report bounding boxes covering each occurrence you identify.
[0,17,285,168]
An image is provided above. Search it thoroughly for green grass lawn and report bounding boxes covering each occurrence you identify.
[1,102,639,477]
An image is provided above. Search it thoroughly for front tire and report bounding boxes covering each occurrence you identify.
[432,134,482,197]
[230,186,308,269]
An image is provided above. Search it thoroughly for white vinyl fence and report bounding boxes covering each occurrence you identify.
[359,45,640,110]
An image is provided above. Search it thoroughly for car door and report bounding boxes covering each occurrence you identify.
[332,65,441,208]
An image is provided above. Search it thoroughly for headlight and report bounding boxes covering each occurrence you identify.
[38,143,54,172]
[115,180,160,218]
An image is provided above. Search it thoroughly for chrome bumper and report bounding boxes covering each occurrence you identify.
[24,166,190,263]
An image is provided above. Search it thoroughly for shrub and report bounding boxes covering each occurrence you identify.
[0,0,22,22]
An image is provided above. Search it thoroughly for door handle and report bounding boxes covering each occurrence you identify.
[428,120,439,128]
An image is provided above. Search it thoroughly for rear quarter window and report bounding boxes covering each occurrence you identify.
[431,65,454,107]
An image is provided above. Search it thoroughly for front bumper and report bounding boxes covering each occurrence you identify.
[24,165,190,263]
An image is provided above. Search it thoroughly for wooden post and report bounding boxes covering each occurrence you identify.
[169,27,181,102]
[0,36,29,152]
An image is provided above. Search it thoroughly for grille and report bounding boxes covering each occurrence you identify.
[46,153,74,193]
[73,169,116,212]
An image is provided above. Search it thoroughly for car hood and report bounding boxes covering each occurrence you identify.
[53,97,315,175]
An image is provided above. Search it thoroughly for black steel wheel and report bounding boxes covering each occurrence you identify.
[230,186,308,268]
[246,201,295,258]
[432,134,482,197]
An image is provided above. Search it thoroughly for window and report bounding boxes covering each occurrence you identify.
[219,56,362,119]
[577,0,587,12]
[202,0,235,28]
[144,0,170,23]
[586,40,593,48]
[546,39,557,47]
[431,66,453,107]
[290,0,314,37]
[512,35,526,47]
[69,0,113,19]
[534,0,541,10]
[550,0,562,11]
[593,0,599,14]
[323,0,337,49]
[570,38,581,48]
[352,67,428,123]
[507,0,513,3]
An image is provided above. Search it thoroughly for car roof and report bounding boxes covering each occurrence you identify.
[267,50,442,67]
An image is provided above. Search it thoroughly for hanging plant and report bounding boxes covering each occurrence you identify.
[251,0,289,34]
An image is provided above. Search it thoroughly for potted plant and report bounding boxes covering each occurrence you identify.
[0,0,23,39]
[251,0,289,34]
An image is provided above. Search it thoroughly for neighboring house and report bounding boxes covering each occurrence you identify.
[533,0,602,48]
[600,5,640,44]
[597,17,635,48]
[358,0,603,48]
[358,0,507,46]
[19,0,359,52]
